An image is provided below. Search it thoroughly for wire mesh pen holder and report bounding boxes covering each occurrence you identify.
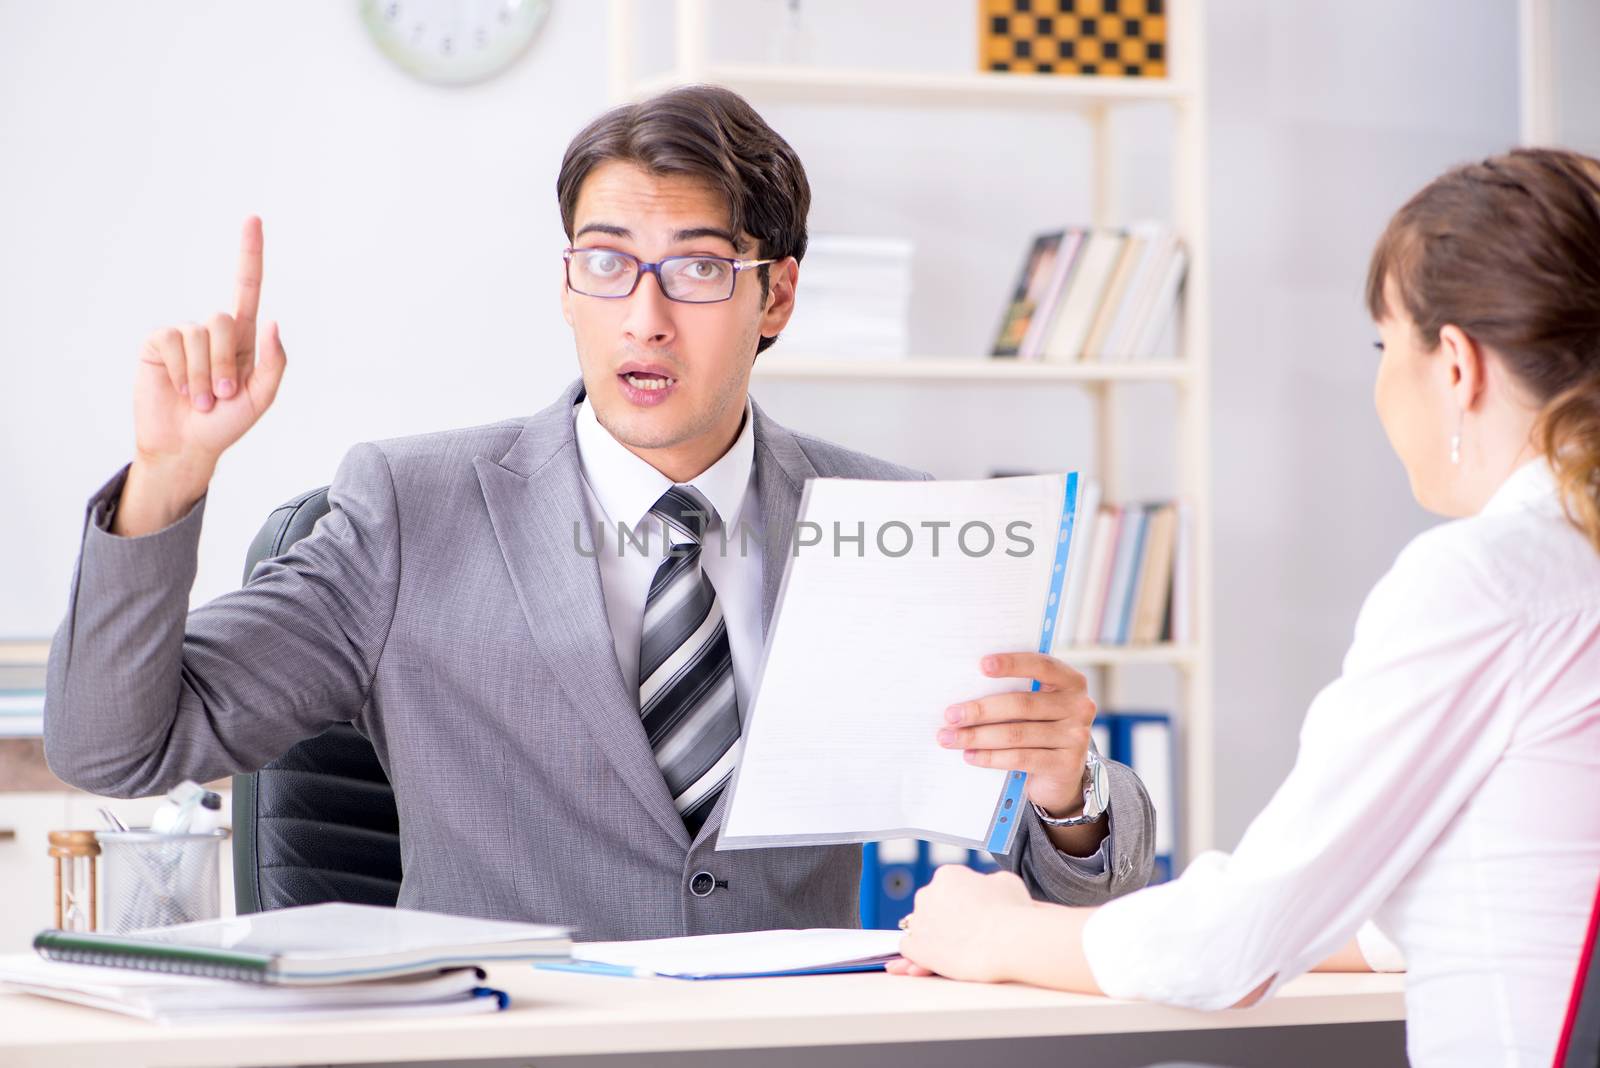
[94,829,230,933]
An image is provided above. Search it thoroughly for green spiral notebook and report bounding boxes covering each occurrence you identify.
[33,903,570,985]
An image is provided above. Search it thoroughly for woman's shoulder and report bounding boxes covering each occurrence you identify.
[1377,502,1597,625]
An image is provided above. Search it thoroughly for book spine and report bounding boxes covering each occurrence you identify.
[1078,507,1121,645]
[1098,507,1144,645]
[1113,508,1151,645]
[1018,230,1084,360]
[1055,479,1102,651]
[1132,246,1188,359]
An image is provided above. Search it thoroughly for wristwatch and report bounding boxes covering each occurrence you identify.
[1030,747,1109,827]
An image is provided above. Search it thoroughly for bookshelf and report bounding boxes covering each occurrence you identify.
[750,355,1193,384]
[607,0,1214,861]
[629,64,1191,109]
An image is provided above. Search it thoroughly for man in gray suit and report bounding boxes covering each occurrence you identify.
[46,86,1154,940]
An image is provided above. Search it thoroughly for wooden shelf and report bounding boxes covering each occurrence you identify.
[1054,645,1198,667]
[634,65,1193,111]
[753,356,1191,384]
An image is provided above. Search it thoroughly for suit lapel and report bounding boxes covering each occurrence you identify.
[475,383,690,849]
[750,398,820,641]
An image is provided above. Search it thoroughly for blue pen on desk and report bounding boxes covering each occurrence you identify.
[536,959,661,979]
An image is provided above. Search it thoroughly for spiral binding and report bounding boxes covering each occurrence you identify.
[34,945,268,983]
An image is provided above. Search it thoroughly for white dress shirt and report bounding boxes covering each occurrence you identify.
[1083,460,1600,1067]
[572,399,765,720]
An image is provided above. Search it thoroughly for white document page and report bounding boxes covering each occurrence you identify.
[572,929,903,979]
[719,474,1072,852]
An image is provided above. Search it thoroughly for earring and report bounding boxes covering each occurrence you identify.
[1450,414,1463,466]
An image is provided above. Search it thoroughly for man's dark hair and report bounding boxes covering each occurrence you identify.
[557,84,810,356]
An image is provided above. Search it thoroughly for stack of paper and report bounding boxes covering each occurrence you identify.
[0,691,44,737]
[0,656,46,737]
[774,234,914,359]
[0,955,507,1024]
[548,929,904,981]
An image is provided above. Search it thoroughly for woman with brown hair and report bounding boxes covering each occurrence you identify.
[889,147,1600,1067]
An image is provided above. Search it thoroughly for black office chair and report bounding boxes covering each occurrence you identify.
[231,488,403,914]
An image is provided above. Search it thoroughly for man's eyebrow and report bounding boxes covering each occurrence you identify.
[572,223,747,251]
[671,226,744,249]
[574,223,632,240]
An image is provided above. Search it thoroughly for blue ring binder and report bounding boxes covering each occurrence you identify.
[984,471,1079,855]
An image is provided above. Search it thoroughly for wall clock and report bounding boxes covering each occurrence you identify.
[360,0,552,86]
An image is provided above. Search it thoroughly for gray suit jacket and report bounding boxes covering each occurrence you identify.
[45,380,1154,939]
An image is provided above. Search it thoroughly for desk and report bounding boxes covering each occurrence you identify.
[0,968,1406,1068]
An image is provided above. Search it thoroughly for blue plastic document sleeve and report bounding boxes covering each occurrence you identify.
[984,471,1079,855]
[534,960,890,981]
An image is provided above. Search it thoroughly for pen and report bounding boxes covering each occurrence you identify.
[535,959,661,979]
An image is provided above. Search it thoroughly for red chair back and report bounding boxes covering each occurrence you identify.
[1556,874,1600,1067]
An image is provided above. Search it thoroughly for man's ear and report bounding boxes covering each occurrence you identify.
[559,264,574,327]
[1438,323,1486,414]
[759,257,800,340]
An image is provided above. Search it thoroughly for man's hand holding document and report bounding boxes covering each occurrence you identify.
[719,473,1093,856]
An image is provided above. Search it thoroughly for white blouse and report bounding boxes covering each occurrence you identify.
[1083,460,1600,1067]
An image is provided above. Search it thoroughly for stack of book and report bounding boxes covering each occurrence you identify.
[991,223,1187,362]
[0,691,44,737]
[3,903,570,1024]
[777,234,913,359]
[1055,480,1192,648]
[0,647,46,737]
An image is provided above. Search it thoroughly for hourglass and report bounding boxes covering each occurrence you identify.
[48,830,100,932]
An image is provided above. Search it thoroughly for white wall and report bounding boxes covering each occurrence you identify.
[1202,0,1518,843]
[0,0,606,639]
[1555,0,1600,154]
[0,2,1521,847]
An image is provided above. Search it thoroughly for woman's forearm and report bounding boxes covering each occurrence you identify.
[995,903,1106,994]
[995,901,1280,1008]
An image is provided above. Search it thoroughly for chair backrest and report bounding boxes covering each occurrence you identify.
[1556,873,1600,1067]
[231,488,402,914]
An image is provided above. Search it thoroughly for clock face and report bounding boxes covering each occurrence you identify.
[359,0,552,86]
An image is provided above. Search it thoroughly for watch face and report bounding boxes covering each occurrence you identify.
[360,0,552,86]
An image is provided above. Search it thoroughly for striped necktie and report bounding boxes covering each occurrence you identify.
[638,486,740,837]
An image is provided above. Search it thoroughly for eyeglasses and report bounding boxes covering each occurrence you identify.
[563,247,776,304]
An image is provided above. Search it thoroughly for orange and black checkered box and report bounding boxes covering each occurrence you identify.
[978,0,1168,78]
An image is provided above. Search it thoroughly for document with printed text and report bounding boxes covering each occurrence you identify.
[718,473,1079,855]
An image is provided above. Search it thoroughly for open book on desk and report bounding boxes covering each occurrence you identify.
[31,902,570,985]
[719,473,1080,855]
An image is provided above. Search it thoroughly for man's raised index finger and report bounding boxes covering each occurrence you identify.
[233,215,264,345]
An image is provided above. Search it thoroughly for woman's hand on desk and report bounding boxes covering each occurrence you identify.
[889,867,1037,982]
[888,866,1105,994]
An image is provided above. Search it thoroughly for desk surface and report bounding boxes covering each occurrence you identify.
[0,967,1405,1068]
